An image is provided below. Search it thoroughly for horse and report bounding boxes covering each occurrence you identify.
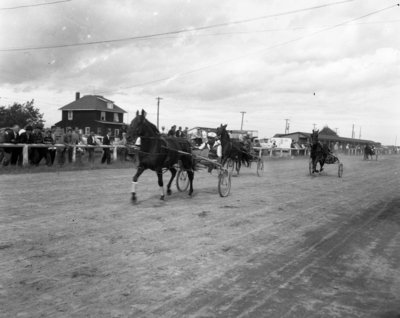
[364,144,376,160]
[127,109,195,202]
[216,124,250,174]
[310,129,330,173]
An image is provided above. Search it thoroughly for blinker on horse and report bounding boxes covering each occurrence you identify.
[128,109,195,202]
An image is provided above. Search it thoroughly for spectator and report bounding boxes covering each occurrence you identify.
[167,125,176,137]
[32,126,46,166]
[63,128,74,164]
[101,130,111,164]
[87,131,97,163]
[19,126,35,164]
[3,125,21,166]
[183,127,189,138]
[71,127,82,163]
[175,126,184,138]
[43,130,56,166]
[118,132,128,161]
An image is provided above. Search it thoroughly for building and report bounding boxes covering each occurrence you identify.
[54,92,127,137]
[274,126,380,149]
[187,126,258,140]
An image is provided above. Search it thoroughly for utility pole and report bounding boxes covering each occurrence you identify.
[156,97,163,130]
[240,111,246,131]
[312,123,316,130]
[352,124,355,139]
[284,119,290,134]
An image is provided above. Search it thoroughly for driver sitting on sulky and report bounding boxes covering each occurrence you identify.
[198,132,222,172]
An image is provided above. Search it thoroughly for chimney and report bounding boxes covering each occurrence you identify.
[75,92,80,100]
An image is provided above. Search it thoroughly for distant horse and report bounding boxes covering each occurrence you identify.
[364,144,376,160]
[216,124,250,174]
[310,129,330,173]
[127,110,195,202]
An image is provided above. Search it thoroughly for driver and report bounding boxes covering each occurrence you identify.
[198,132,222,172]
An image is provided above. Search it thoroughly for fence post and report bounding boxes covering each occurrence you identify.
[113,146,117,161]
[22,145,29,166]
[72,146,76,162]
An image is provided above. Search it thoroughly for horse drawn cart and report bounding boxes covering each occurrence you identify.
[176,149,232,197]
[308,153,343,178]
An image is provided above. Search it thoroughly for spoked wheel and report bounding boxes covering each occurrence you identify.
[338,163,344,178]
[309,159,313,175]
[176,169,190,192]
[218,169,231,197]
[256,158,264,177]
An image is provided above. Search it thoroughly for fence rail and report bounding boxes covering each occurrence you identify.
[0,143,134,166]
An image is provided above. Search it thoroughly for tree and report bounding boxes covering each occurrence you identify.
[0,100,45,128]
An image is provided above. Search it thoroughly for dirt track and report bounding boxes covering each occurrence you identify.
[1,155,400,318]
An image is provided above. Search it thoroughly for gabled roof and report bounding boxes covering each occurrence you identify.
[59,95,127,113]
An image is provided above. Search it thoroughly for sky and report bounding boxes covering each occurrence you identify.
[0,0,399,145]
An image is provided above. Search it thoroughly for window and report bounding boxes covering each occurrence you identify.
[113,113,119,122]
[101,111,105,121]
[107,102,113,109]
[68,111,73,120]
[85,127,90,135]
[114,129,119,137]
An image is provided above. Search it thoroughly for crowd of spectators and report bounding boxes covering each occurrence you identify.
[0,125,121,167]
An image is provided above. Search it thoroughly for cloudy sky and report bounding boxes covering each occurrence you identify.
[1,0,399,144]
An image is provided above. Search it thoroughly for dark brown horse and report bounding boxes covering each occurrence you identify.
[310,129,330,173]
[216,124,250,174]
[127,110,195,202]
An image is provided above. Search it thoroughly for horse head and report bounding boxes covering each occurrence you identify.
[128,109,159,139]
[216,124,228,140]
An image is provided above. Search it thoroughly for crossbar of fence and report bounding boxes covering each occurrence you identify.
[0,143,134,166]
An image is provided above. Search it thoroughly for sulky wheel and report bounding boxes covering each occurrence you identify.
[256,158,264,177]
[218,170,231,197]
[176,169,190,192]
[338,163,344,178]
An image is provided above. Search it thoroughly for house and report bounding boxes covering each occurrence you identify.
[54,92,127,137]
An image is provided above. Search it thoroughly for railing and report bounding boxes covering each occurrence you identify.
[0,143,133,166]
[253,147,309,157]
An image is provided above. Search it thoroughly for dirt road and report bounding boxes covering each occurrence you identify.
[1,155,399,318]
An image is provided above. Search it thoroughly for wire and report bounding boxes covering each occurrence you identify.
[0,0,72,11]
[117,3,399,90]
[0,0,353,52]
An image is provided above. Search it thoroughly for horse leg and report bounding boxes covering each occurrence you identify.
[156,169,165,200]
[312,159,318,173]
[131,166,145,202]
[187,170,194,196]
[166,167,177,195]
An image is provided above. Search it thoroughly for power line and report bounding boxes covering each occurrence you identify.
[117,3,399,91]
[0,0,72,11]
[0,0,353,52]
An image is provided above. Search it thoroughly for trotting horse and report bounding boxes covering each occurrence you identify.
[128,110,195,202]
[364,144,376,160]
[216,124,250,174]
[310,129,330,173]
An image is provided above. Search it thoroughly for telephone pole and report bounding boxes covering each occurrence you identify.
[351,124,355,139]
[156,97,163,130]
[284,119,290,134]
[312,123,316,130]
[240,111,246,130]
